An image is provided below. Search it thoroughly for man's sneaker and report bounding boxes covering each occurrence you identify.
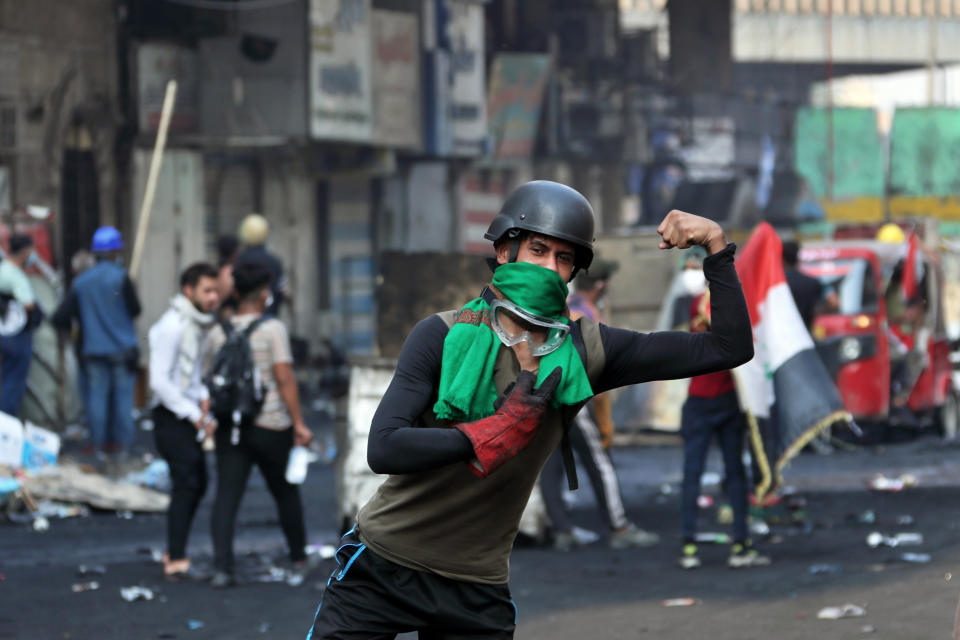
[678,543,701,569]
[727,541,771,568]
[609,524,659,549]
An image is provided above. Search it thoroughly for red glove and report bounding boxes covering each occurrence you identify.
[455,367,562,478]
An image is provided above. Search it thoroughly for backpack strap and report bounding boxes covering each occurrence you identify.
[437,309,458,329]
[241,316,269,338]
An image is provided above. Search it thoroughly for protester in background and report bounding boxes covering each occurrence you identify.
[678,291,769,570]
[670,247,708,329]
[781,240,825,332]
[0,234,39,416]
[215,234,240,319]
[149,263,220,581]
[55,249,97,424]
[204,261,312,589]
[235,213,288,317]
[541,258,659,551]
[54,227,141,456]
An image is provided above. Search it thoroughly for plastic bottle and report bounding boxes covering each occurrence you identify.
[285,446,312,484]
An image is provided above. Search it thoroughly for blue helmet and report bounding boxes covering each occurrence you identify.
[91,226,123,252]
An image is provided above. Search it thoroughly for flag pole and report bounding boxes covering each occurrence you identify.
[129,80,177,282]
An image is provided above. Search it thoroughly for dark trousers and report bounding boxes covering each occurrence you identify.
[541,406,629,534]
[153,406,208,561]
[681,391,749,542]
[0,330,32,416]
[308,529,517,639]
[211,424,306,572]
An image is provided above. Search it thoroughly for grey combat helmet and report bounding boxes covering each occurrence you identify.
[484,180,596,276]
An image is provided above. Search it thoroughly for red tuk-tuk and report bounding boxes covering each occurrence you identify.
[799,240,955,432]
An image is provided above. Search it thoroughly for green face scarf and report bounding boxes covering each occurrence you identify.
[433,261,594,422]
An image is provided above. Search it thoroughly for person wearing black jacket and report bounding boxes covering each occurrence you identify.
[306,181,753,639]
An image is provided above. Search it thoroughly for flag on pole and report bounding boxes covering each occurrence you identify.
[733,223,850,500]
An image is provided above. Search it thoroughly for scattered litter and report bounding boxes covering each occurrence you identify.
[138,547,165,563]
[23,464,169,512]
[896,515,915,526]
[659,483,674,496]
[120,586,155,602]
[858,510,876,524]
[817,604,866,620]
[749,520,771,537]
[186,620,204,630]
[701,472,721,487]
[305,543,336,560]
[258,622,272,633]
[254,566,287,583]
[64,424,89,441]
[286,572,305,587]
[867,564,885,573]
[33,516,49,532]
[71,581,100,592]
[809,564,842,575]
[867,473,917,492]
[662,598,698,607]
[116,510,134,520]
[861,625,877,633]
[900,552,931,564]
[77,564,107,576]
[696,495,713,509]
[866,532,923,548]
[123,460,171,492]
[946,573,953,582]
[695,532,730,544]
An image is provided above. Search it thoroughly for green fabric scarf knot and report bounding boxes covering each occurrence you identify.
[433,262,594,422]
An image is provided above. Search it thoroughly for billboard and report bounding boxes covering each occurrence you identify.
[310,0,374,142]
[372,10,421,149]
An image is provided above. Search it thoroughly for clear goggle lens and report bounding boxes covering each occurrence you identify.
[489,299,570,357]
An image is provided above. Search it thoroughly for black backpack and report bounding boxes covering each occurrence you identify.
[205,317,267,428]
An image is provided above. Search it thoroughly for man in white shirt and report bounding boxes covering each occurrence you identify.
[0,234,38,416]
[148,263,220,580]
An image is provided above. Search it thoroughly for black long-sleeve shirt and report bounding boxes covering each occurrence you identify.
[367,243,752,475]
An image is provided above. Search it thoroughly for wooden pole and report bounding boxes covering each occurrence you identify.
[129,80,177,281]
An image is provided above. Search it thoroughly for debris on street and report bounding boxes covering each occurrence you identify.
[900,552,932,563]
[809,564,843,575]
[817,604,866,620]
[120,586,155,602]
[662,598,698,607]
[186,620,205,630]
[866,532,923,548]
[71,581,100,592]
[867,473,917,492]
[77,564,107,576]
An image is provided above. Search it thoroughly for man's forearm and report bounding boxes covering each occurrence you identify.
[277,375,304,425]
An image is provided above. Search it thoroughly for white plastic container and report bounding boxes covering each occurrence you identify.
[285,446,313,484]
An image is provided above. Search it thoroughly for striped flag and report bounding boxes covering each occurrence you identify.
[733,223,850,499]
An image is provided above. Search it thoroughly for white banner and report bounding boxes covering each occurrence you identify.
[137,42,198,133]
[372,10,421,149]
[310,0,374,142]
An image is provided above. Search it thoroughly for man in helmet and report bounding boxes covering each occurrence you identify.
[307,180,753,638]
[53,226,142,457]
[234,213,288,317]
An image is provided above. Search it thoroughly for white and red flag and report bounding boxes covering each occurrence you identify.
[733,223,850,499]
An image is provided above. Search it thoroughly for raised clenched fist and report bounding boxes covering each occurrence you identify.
[657,210,727,255]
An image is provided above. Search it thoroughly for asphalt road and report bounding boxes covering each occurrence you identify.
[4,431,960,639]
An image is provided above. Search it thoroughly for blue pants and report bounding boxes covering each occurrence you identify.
[0,331,33,416]
[681,391,749,542]
[85,356,136,448]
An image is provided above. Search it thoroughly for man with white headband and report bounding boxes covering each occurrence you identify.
[307,180,753,638]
